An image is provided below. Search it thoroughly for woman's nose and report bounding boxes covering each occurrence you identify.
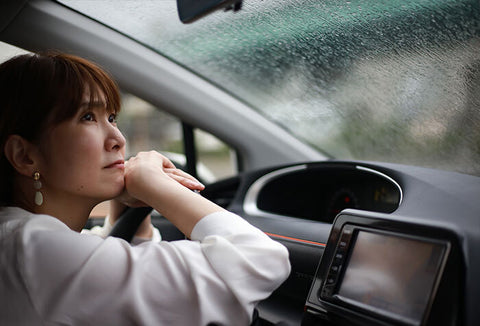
[105,125,126,151]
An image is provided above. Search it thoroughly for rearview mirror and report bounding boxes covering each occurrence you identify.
[177,0,243,23]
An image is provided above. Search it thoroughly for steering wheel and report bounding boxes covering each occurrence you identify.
[108,206,153,242]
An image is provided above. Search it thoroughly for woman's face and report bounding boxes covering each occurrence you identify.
[36,97,126,205]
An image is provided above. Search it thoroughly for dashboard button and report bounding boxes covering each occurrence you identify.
[321,287,333,297]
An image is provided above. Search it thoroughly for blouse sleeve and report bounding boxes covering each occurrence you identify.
[18,211,290,326]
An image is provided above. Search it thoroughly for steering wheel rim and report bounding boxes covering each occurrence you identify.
[108,206,153,242]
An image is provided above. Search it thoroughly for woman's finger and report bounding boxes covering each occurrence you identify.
[164,168,202,183]
[157,152,176,169]
[166,172,205,191]
[164,168,204,184]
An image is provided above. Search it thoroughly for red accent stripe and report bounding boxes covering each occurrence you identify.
[265,232,326,247]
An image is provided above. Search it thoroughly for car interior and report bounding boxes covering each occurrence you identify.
[1,1,480,325]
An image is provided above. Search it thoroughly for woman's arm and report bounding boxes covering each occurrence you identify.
[122,151,222,238]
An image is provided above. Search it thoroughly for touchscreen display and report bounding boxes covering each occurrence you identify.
[337,231,446,325]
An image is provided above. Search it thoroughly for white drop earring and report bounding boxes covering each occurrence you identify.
[33,171,44,206]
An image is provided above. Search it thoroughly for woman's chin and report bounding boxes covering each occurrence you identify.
[111,187,126,199]
[100,183,125,201]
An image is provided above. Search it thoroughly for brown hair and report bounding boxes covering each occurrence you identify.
[0,51,121,205]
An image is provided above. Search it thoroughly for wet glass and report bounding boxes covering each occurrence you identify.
[59,0,480,175]
[118,93,236,182]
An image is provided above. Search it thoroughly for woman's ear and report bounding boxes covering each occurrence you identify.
[3,135,39,177]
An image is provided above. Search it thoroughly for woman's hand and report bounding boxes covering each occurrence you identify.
[117,151,204,207]
[110,151,207,239]
[118,151,223,238]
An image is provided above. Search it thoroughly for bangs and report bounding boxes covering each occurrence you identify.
[47,53,121,125]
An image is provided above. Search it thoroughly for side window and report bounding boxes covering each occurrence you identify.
[118,94,183,160]
[118,92,237,183]
[194,129,237,183]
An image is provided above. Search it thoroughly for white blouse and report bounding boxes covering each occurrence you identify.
[0,206,290,325]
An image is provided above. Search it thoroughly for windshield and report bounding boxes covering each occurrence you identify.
[59,0,480,175]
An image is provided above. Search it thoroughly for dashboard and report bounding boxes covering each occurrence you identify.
[201,160,480,326]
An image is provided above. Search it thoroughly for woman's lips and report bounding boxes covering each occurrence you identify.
[105,160,125,169]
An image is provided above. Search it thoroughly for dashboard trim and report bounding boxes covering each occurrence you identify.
[243,164,308,218]
[265,232,326,247]
[355,165,404,206]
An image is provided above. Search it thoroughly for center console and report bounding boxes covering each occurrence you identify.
[302,211,462,326]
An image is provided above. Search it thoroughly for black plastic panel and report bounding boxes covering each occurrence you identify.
[255,165,400,223]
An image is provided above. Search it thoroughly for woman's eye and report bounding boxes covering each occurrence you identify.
[108,113,117,123]
[81,112,95,121]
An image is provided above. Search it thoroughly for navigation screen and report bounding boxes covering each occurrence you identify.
[337,231,446,325]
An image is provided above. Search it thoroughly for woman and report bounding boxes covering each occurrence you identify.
[0,52,290,325]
